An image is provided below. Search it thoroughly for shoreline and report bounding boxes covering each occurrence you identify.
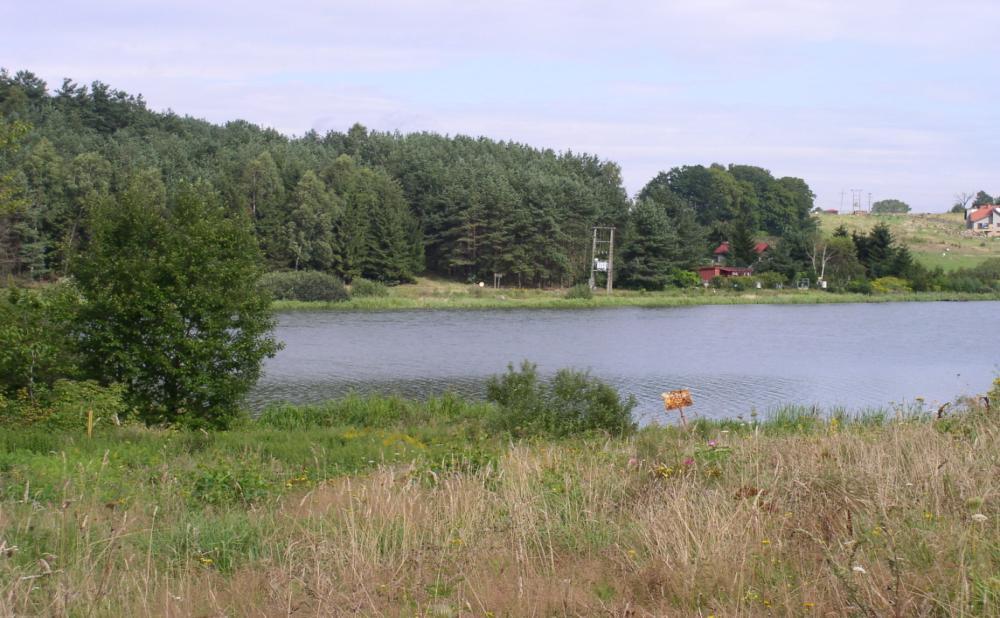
[273,289,1000,312]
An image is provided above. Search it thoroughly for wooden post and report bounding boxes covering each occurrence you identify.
[87,409,94,438]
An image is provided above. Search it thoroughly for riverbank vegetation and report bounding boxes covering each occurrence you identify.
[1,387,997,615]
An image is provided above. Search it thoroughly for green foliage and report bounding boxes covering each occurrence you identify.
[486,361,636,437]
[753,271,787,288]
[972,190,994,207]
[669,269,700,288]
[259,270,350,302]
[845,277,873,294]
[350,277,389,298]
[870,276,912,294]
[72,178,280,429]
[727,217,758,267]
[0,379,126,430]
[0,283,82,400]
[618,199,687,289]
[564,283,593,299]
[871,199,911,214]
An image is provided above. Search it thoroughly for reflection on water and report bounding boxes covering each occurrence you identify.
[248,302,1000,422]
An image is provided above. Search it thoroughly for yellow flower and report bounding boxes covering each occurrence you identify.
[761,538,771,545]
[198,556,214,566]
[804,601,815,608]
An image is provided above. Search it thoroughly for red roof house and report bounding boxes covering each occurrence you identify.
[713,241,770,264]
[967,205,1000,236]
[697,265,754,282]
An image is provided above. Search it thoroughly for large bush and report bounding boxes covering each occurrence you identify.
[259,270,350,302]
[486,361,636,437]
[73,180,280,429]
[870,276,912,294]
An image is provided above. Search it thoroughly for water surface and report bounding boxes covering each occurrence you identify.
[249,302,999,423]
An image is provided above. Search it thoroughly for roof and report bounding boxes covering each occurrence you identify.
[713,241,770,255]
[969,205,999,223]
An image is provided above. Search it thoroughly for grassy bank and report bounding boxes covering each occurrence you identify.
[816,211,999,272]
[2,395,997,616]
[274,280,1000,312]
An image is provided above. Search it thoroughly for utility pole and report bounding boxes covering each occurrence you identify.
[606,228,614,295]
[589,226,615,294]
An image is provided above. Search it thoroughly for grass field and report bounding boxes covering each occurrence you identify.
[816,212,1000,272]
[1,392,998,616]
[273,277,1000,312]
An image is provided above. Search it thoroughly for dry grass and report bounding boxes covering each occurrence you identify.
[816,212,1000,271]
[2,410,998,616]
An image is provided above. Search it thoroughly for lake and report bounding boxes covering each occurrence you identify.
[249,301,1000,423]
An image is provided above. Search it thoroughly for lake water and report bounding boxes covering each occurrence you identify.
[249,302,1000,423]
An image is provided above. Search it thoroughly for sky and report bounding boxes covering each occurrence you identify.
[3,0,999,211]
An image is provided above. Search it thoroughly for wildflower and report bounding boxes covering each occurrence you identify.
[627,457,639,468]
[971,513,988,523]
[626,548,637,557]
[923,511,934,521]
[761,538,771,545]
[852,565,866,574]
[707,439,718,448]
[682,457,694,466]
[803,602,815,608]
[198,556,214,566]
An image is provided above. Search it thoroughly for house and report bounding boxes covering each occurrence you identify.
[824,208,839,215]
[697,265,753,283]
[967,205,1000,236]
[713,241,770,265]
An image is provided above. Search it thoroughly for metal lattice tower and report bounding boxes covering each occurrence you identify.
[589,227,615,294]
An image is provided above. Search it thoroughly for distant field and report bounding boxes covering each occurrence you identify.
[816,212,1000,271]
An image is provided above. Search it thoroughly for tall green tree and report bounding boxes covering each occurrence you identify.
[618,199,683,289]
[871,199,911,214]
[72,177,279,428]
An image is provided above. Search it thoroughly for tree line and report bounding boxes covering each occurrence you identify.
[1,69,823,290]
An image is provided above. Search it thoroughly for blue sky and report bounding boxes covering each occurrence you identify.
[4,0,999,211]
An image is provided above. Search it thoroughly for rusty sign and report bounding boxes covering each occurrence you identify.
[661,389,693,411]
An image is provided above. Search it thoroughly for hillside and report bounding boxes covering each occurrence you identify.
[817,212,1000,272]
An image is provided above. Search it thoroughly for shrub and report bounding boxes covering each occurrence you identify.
[564,283,593,300]
[753,271,787,289]
[0,380,126,430]
[0,283,83,400]
[259,270,350,302]
[486,361,636,437]
[351,277,389,297]
[73,183,280,429]
[669,269,700,288]
[846,278,873,294]
[871,276,912,294]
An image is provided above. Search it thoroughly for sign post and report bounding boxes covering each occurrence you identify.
[661,389,693,427]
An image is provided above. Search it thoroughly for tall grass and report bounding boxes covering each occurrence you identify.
[1,398,996,615]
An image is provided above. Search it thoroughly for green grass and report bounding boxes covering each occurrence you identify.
[274,286,1000,312]
[816,211,1000,271]
[1,394,997,615]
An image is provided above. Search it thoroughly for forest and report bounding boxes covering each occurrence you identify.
[1,68,828,290]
